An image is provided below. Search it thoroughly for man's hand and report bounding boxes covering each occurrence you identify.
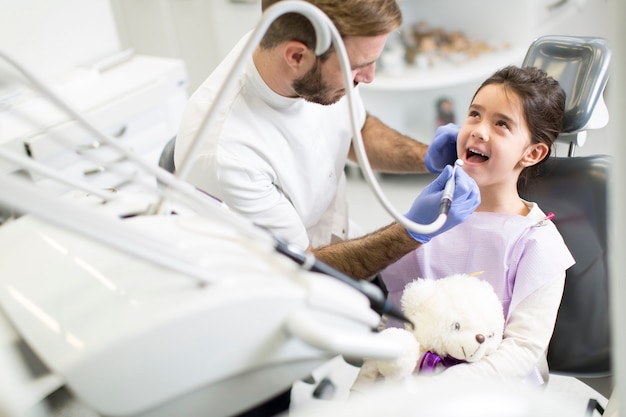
[405,164,480,243]
[424,123,460,174]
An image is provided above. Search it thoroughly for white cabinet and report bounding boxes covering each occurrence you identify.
[0,54,189,194]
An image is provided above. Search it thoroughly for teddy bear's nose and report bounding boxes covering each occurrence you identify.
[476,334,485,344]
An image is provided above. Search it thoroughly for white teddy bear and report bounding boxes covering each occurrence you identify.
[353,273,505,388]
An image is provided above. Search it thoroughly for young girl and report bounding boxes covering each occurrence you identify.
[382,65,575,383]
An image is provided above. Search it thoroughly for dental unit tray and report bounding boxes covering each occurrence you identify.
[0,3,410,416]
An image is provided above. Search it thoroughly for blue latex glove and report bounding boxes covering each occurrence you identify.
[424,123,460,174]
[405,164,480,243]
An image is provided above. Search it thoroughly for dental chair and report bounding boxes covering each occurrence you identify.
[519,35,612,413]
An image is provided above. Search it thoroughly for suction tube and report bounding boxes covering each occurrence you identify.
[335,39,460,236]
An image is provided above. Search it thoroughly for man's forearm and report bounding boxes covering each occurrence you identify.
[348,114,429,173]
[311,222,421,279]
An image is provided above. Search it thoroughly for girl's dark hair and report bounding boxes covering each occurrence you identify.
[473,65,566,190]
[260,0,402,61]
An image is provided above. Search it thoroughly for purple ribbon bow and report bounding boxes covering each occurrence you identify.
[419,351,466,373]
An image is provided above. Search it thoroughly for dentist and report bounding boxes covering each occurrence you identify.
[174,0,477,281]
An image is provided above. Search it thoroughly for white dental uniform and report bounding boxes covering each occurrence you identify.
[175,34,366,249]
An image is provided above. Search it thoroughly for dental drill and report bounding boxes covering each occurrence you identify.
[439,159,463,221]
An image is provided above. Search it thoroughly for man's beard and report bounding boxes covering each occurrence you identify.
[292,60,344,106]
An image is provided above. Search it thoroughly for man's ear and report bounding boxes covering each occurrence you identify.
[521,142,550,167]
[283,41,314,71]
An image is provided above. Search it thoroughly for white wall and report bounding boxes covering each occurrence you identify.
[110,0,261,92]
[0,0,120,81]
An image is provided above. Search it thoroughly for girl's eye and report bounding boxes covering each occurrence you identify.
[468,110,480,118]
[496,120,509,129]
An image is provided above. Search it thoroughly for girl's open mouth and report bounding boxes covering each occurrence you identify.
[466,148,489,163]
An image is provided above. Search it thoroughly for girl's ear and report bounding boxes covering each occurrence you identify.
[521,142,549,167]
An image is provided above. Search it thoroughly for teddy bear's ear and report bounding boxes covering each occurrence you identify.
[401,278,436,315]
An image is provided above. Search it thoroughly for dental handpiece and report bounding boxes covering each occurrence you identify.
[272,233,413,326]
[439,159,463,216]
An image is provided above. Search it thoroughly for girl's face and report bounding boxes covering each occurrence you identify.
[457,84,545,190]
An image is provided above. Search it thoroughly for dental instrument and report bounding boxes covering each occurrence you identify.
[439,159,463,219]
[272,232,408,327]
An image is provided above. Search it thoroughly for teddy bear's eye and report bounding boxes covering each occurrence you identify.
[453,322,461,331]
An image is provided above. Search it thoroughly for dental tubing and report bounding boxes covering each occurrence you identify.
[332,31,459,236]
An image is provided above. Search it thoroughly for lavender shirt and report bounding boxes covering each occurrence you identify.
[383,203,575,326]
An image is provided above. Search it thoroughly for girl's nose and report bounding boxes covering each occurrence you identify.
[471,124,489,142]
